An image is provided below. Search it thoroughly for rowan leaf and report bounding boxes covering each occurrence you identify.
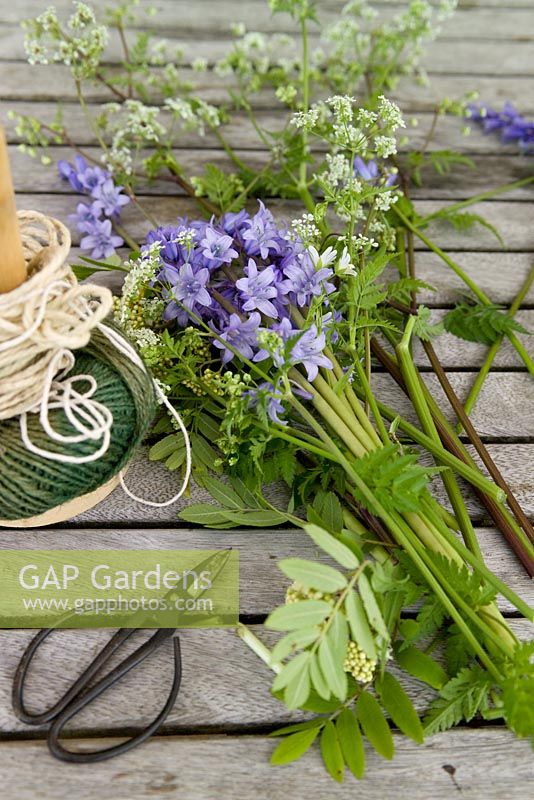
[320,721,345,783]
[376,672,425,744]
[336,708,365,779]
[271,727,320,765]
[356,691,394,760]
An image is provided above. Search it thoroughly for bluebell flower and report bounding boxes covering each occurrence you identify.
[212,312,261,364]
[354,156,397,187]
[290,324,333,381]
[248,381,287,426]
[68,201,102,234]
[236,259,279,318]
[243,201,282,259]
[59,156,130,258]
[255,317,332,381]
[280,253,335,307]
[91,178,130,217]
[200,226,239,267]
[58,157,85,192]
[468,102,534,151]
[162,263,211,325]
[80,219,124,260]
[220,209,250,236]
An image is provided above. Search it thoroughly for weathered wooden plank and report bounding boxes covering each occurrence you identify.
[0,620,529,736]
[0,526,529,614]
[0,729,531,800]
[9,194,534,251]
[410,309,533,369]
[2,34,534,74]
[1,68,534,115]
[8,144,534,201]
[65,441,534,525]
[405,252,534,305]
[1,1,532,39]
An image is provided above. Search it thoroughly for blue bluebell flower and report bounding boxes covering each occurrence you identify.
[468,102,534,151]
[212,312,261,364]
[162,263,212,325]
[255,317,332,381]
[200,226,239,267]
[236,259,279,318]
[248,381,288,425]
[91,178,130,217]
[59,156,130,258]
[280,253,335,307]
[68,201,102,234]
[80,219,124,260]
[243,201,282,259]
[354,156,397,187]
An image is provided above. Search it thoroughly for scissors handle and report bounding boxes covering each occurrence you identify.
[12,628,136,725]
[12,628,182,763]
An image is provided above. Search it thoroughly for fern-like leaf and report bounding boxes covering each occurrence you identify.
[424,666,492,735]
[444,303,530,345]
[412,305,444,341]
[351,444,437,514]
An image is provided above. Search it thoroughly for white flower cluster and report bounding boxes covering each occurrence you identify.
[165,98,222,137]
[374,190,398,212]
[323,153,351,189]
[291,108,320,130]
[102,101,166,176]
[290,213,320,243]
[374,135,397,158]
[23,4,108,79]
[377,95,406,132]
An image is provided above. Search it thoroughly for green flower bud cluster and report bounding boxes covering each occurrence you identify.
[343,640,376,684]
[285,581,333,604]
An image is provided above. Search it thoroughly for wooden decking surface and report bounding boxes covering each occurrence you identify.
[1,1,533,797]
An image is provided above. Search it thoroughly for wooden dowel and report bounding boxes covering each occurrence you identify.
[0,127,26,293]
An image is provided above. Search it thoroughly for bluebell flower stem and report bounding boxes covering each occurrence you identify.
[393,205,534,375]
[112,221,137,252]
[352,357,390,445]
[308,372,377,453]
[421,176,534,225]
[325,348,382,448]
[459,259,533,425]
[396,316,482,557]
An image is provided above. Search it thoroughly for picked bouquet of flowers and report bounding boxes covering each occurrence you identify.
[13,0,534,783]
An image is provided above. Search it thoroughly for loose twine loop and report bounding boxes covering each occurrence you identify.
[0,211,191,510]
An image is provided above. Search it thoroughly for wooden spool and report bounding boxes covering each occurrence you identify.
[0,134,122,528]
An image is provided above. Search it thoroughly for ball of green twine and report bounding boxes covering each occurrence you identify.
[0,326,157,520]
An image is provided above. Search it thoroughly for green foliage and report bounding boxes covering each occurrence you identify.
[407,150,475,187]
[178,475,288,528]
[351,444,436,514]
[444,303,530,345]
[356,691,394,760]
[429,208,504,246]
[424,666,492,735]
[394,644,448,690]
[411,305,444,341]
[191,164,245,213]
[376,672,425,744]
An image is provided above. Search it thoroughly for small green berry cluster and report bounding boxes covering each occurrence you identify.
[343,640,377,684]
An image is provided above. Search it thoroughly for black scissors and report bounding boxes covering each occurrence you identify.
[13,626,182,763]
[12,549,232,764]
